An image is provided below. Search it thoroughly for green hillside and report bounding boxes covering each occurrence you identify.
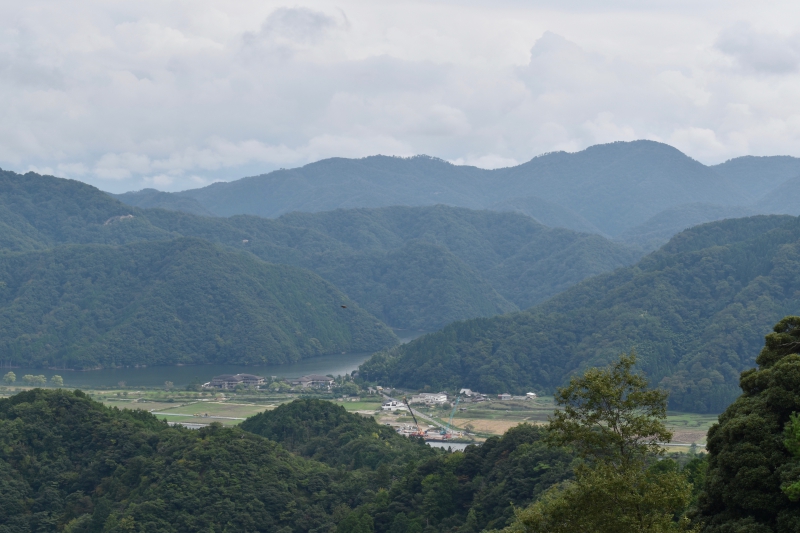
[0,169,174,250]
[360,215,800,413]
[272,206,642,314]
[0,389,576,533]
[241,399,434,470]
[0,238,395,369]
[0,168,642,330]
[0,389,365,532]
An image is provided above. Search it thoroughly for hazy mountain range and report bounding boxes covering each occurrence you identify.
[0,168,640,369]
[112,140,800,251]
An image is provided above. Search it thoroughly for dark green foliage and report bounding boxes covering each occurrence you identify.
[360,215,800,413]
[364,424,574,533]
[0,389,368,532]
[0,238,396,369]
[241,399,434,470]
[694,316,800,533]
[243,400,574,532]
[0,391,573,533]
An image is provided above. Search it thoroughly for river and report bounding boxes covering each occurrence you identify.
[2,328,432,389]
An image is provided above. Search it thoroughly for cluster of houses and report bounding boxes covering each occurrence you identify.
[202,374,540,404]
[380,389,539,411]
[459,388,537,401]
[203,373,335,390]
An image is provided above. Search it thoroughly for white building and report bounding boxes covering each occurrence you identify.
[526,392,537,399]
[381,400,408,411]
[410,392,448,405]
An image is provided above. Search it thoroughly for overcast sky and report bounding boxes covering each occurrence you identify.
[2,0,799,193]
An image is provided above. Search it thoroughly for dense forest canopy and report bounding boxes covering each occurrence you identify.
[360,214,800,413]
[0,389,370,532]
[0,389,576,533]
[694,316,800,532]
[0,238,395,369]
[240,399,435,470]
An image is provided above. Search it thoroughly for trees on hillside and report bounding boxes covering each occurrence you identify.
[694,316,800,533]
[504,353,695,533]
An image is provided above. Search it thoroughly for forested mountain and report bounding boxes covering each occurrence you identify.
[114,141,800,251]
[148,205,640,328]
[617,203,757,252]
[0,238,395,369]
[360,215,800,413]
[0,169,641,330]
[155,141,746,237]
[241,399,434,470]
[0,169,174,250]
[710,155,800,199]
[0,389,575,533]
[0,389,369,532]
[488,195,604,235]
[754,175,800,216]
[242,399,573,530]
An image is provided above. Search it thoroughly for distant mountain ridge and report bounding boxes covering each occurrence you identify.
[112,141,800,249]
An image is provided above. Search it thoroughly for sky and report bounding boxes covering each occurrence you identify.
[2,0,800,193]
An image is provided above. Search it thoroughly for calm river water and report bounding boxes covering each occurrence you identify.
[3,328,431,389]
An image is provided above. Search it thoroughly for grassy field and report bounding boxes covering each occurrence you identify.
[407,397,718,445]
[335,400,383,412]
[665,412,719,445]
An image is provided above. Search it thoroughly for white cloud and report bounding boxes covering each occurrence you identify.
[0,1,799,192]
[716,22,800,74]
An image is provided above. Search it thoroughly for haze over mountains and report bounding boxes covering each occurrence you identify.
[0,168,640,369]
[4,140,800,416]
[113,140,800,251]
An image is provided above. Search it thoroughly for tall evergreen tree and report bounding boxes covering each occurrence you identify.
[694,316,800,532]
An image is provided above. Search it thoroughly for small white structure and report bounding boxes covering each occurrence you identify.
[460,388,474,396]
[410,392,448,405]
[498,393,512,401]
[381,400,408,411]
[526,392,537,399]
